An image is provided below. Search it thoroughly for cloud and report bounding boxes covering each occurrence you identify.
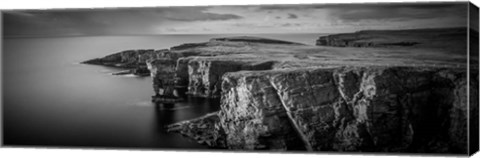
[3,7,242,36]
[233,23,273,28]
[166,12,241,21]
[153,7,242,21]
[328,3,466,22]
[2,3,468,36]
[287,13,298,19]
[255,2,465,22]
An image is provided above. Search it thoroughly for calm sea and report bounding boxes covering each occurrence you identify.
[2,34,323,149]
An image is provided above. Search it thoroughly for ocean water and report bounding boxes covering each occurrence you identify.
[2,34,322,149]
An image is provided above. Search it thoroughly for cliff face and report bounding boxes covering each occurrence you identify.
[166,112,227,148]
[158,34,475,153]
[171,66,472,153]
[184,57,276,98]
[145,36,304,97]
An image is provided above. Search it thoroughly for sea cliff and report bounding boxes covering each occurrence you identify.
[164,28,477,154]
[83,28,478,154]
[169,66,474,153]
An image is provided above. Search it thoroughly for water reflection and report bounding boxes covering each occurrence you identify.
[153,102,176,133]
[151,96,221,133]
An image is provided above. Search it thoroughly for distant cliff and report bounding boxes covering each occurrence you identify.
[81,49,170,76]
[315,27,467,52]
[82,49,167,68]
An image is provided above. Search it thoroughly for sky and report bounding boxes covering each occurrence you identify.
[2,2,469,37]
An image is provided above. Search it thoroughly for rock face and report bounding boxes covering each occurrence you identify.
[146,36,307,98]
[167,112,227,148]
[171,66,474,154]
[147,59,177,97]
[141,36,307,98]
[184,57,276,98]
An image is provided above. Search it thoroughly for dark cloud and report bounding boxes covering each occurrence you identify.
[3,7,242,37]
[287,13,298,19]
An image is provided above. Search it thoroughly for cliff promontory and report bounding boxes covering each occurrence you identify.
[83,28,478,154]
[82,49,170,76]
[169,66,475,153]
[163,28,477,154]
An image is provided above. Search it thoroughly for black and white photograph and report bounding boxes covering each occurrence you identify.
[1,0,479,157]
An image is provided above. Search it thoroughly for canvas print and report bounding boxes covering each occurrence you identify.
[2,1,479,156]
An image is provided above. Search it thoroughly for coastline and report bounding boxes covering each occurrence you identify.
[81,27,478,154]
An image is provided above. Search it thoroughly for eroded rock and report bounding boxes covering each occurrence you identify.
[185,57,275,98]
[173,66,472,153]
[167,112,226,148]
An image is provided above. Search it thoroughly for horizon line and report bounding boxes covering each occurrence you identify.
[2,26,471,39]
